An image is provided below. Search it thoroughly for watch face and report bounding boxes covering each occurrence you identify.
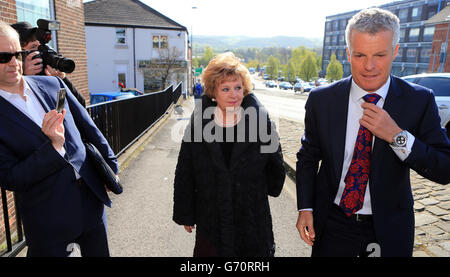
[396,135,406,146]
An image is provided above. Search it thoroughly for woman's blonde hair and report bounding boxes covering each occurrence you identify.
[201,52,252,99]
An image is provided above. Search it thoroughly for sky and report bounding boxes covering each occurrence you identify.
[139,0,395,38]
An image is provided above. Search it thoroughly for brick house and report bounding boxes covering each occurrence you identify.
[0,0,89,255]
[426,4,450,73]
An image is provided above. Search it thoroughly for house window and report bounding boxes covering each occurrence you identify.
[116,28,126,45]
[408,28,420,42]
[153,35,168,49]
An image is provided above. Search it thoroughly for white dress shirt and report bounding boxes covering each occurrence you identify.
[300,78,415,214]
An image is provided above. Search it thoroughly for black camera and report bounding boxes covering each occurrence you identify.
[32,19,75,75]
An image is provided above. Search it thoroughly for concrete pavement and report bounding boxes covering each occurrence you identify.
[106,96,311,257]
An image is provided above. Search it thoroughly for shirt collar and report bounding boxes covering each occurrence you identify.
[350,77,390,103]
[0,78,30,100]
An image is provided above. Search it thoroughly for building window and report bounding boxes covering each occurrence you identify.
[325,22,331,31]
[16,0,56,49]
[411,6,422,19]
[399,8,408,21]
[331,36,337,45]
[153,35,168,49]
[408,28,420,42]
[116,28,126,45]
[427,5,437,19]
[400,28,406,42]
[395,48,404,62]
[340,19,347,30]
[339,34,345,45]
[423,26,435,42]
[406,48,417,62]
[419,47,431,63]
[324,36,331,45]
[333,20,339,31]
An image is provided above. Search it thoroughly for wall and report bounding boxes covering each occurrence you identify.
[429,22,450,73]
[54,0,90,104]
[0,0,18,252]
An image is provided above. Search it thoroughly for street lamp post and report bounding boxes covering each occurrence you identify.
[190,6,197,97]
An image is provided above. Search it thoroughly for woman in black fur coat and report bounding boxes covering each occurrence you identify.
[173,52,285,257]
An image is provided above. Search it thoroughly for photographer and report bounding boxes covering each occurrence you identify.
[11,21,86,107]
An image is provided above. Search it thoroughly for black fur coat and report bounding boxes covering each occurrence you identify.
[173,94,285,257]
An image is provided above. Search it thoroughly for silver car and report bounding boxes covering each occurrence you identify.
[402,73,450,138]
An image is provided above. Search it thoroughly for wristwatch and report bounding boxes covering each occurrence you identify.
[390,130,408,147]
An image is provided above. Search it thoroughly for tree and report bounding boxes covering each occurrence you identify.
[155,46,185,90]
[199,46,215,67]
[266,56,280,79]
[299,53,318,82]
[326,54,343,82]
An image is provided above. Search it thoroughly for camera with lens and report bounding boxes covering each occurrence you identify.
[32,19,75,75]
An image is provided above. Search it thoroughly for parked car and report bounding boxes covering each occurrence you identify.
[294,82,314,93]
[265,80,278,88]
[402,73,450,138]
[315,78,329,87]
[90,91,136,105]
[263,74,270,80]
[279,81,293,90]
[278,76,285,82]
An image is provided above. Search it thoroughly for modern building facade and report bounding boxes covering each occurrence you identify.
[84,0,189,95]
[322,0,450,77]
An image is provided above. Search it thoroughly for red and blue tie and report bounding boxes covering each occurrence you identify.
[339,93,381,217]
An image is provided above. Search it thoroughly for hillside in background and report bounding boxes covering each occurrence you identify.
[193,35,323,53]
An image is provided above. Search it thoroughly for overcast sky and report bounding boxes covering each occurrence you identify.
[140,0,395,38]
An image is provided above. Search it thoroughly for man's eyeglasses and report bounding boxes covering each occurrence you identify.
[0,51,26,64]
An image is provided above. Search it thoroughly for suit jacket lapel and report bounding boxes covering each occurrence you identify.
[330,76,352,191]
[25,76,53,112]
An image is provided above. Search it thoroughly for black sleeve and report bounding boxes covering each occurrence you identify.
[63,77,86,108]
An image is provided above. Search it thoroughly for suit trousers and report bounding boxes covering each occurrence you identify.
[27,179,109,257]
[311,204,379,257]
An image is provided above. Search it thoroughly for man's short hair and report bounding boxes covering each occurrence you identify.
[345,8,400,51]
[0,21,20,40]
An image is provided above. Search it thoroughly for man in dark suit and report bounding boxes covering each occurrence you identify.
[295,8,450,257]
[0,21,118,256]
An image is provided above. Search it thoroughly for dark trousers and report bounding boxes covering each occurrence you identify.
[312,204,379,257]
[27,179,109,257]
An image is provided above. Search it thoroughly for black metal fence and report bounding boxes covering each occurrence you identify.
[0,82,182,257]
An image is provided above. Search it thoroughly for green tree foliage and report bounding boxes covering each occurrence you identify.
[196,46,215,67]
[299,53,318,82]
[267,56,280,79]
[326,54,344,82]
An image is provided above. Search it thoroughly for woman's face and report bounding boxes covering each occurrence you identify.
[214,76,244,113]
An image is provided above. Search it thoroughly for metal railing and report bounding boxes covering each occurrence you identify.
[0,82,182,257]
